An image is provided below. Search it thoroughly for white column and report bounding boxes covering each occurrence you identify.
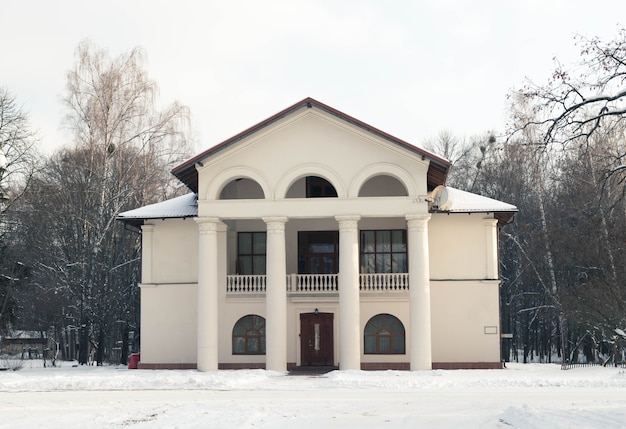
[195,217,220,372]
[140,224,154,284]
[336,215,361,370]
[406,214,432,370]
[263,216,288,371]
[484,218,499,279]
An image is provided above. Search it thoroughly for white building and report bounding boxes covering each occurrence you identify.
[118,98,517,371]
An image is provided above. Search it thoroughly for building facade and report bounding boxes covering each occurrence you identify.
[118,98,517,371]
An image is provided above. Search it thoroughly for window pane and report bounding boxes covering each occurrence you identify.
[239,233,252,253]
[323,256,334,274]
[310,258,320,274]
[376,254,391,273]
[391,230,406,252]
[392,254,407,273]
[252,256,266,275]
[239,256,252,275]
[392,338,405,353]
[233,337,245,353]
[248,338,259,353]
[379,336,391,353]
[376,231,391,252]
[254,316,264,331]
[364,335,376,353]
[361,254,375,273]
[361,231,375,252]
[390,321,404,335]
[310,243,334,253]
[253,233,266,253]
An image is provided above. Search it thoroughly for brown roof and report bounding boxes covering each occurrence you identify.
[172,97,451,192]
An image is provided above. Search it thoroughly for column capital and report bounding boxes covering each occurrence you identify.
[406,214,431,231]
[262,216,288,233]
[262,216,288,224]
[335,215,361,232]
[195,217,221,234]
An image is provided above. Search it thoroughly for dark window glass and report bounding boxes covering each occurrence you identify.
[360,230,407,273]
[306,176,338,198]
[232,315,266,355]
[238,232,266,275]
[298,231,339,274]
[364,314,405,354]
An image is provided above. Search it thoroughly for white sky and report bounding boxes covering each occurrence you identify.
[2,0,624,155]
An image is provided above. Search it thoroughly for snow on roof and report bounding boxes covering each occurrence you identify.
[117,193,198,226]
[431,185,518,214]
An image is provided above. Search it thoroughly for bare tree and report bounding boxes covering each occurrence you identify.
[423,130,496,192]
[512,28,626,179]
[0,87,40,216]
[0,88,40,335]
[16,41,193,365]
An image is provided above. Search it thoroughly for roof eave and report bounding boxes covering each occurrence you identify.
[430,209,518,226]
[171,97,451,192]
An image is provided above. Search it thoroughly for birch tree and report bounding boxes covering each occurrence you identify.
[17,41,193,364]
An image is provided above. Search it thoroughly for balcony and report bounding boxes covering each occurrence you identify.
[226,273,409,295]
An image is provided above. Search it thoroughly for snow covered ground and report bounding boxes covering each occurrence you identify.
[1,361,625,428]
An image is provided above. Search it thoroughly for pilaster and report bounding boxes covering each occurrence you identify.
[483,218,499,279]
[140,224,154,284]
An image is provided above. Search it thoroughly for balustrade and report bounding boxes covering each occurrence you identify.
[359,273,409,292]
[226,275,266,293]
[226,273,409,295]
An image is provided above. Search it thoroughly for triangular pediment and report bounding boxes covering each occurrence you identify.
[172,98,450,193]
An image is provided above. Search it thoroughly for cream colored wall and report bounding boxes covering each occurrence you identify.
[196,110,431,217]
[139,283,197,364]
[430,280,501,363]
[140,213,503,366]
[148,219,198,284]
[219,299,411,367]
[360,299,409,364]
[429,213,491,280]
[140,219,199,365]
[218,300,267,365]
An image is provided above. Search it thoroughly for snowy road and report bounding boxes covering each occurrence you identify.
[1,363,625,428]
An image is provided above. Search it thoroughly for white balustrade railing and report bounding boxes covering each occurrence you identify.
[359,273,409,292]
[226,275,266,293]
[226,273,409,294]
[287,273,338,293]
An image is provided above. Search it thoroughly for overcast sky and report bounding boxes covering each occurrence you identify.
[2,1,624,155]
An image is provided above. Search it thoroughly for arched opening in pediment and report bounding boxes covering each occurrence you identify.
[285,176,338,198]
[358,175,408,197]
[219,178,265,199]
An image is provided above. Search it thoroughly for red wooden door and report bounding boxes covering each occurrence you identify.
[300,312,334,366]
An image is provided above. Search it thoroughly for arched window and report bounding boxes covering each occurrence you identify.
[232,315,266,355]
[364,314,405,354]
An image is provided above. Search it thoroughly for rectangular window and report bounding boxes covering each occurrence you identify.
[298,231,339,274]
[237,232,266,275]
[360,230,407,273]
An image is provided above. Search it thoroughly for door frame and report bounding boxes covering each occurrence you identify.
[299,311,335,366]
